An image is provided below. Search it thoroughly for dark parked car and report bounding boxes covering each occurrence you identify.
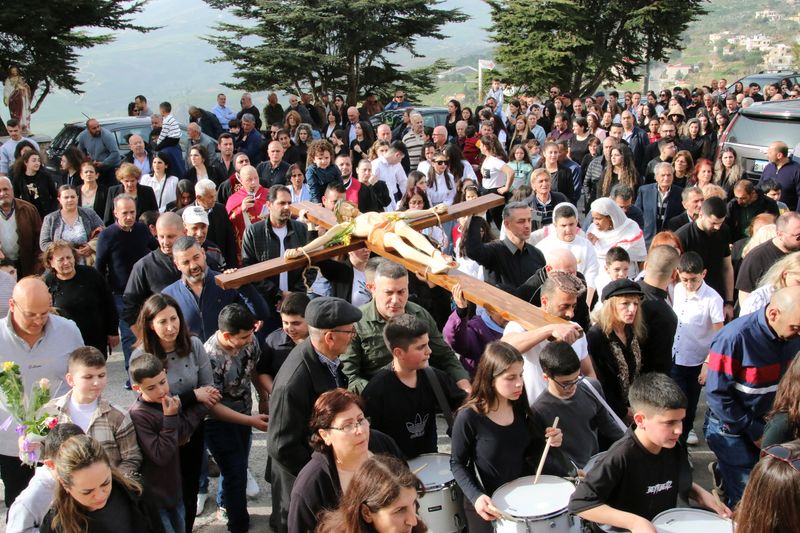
[46,116,215,171]
[727,70,800,96]
[368,106,449,131]
[719,99,800,181]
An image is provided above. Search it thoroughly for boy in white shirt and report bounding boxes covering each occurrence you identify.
[671,251,724,445]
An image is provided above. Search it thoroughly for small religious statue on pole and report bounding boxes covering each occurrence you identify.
[4,66,32,134]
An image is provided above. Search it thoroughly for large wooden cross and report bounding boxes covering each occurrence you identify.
[215,194,564,331]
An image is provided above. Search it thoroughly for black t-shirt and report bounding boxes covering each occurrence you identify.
[88,482,134,533]
[676,222,732,299]
[736,240,786,293]
[362,366,465,459]
[568,429,692,521]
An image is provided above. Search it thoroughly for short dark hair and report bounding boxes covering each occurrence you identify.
[658,137,675,151]
[325,181,346,195]
[383,314,429,352]
[139,210,159,226]
[68,346,106,370]
[172,236,199,255]
[629,373,687,413]
[218,303,256,334]
[160,101,172,112]
[677,251,704,274]
[129,352,165,384]
[218,132,234,143]
[701,196,727,219]
[6,119,19,128]
[280,292,310,316]
[760,178,781,194]
[269,185,290,202]
[539,341,580,377]
[43,423,84,460]
[610,184,635,201]
[553,205,577,222]
[605,246,630,265]
[375,261,407,280]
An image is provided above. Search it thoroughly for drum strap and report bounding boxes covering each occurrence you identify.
[581,379,628,433]
[422,366,454,433]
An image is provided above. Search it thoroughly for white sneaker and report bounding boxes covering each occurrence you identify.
[196,492,208,515]
[686,429,699,445]
[246,468,260,498]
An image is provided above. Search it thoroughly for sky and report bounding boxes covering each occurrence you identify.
[27,0,491,136]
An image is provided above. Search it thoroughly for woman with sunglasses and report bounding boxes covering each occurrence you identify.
[735,441,800,533]
[288,389,402,533]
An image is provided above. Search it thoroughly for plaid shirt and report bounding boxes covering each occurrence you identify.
[51,391,142,476]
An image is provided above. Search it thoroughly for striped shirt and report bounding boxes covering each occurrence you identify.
[706,309,800,441]
[157,113,181,145]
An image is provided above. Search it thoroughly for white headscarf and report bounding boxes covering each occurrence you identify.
[587,197,647,263]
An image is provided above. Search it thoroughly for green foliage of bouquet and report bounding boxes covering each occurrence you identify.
[0,361,58,465]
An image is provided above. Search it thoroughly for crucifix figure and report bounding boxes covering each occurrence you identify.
[216,194,565,331]
[284,200,457,274]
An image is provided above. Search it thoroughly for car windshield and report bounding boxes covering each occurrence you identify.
[50,125,82,151]
[727,116,800,149]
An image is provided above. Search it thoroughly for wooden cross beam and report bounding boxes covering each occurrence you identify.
[215,194,564,331]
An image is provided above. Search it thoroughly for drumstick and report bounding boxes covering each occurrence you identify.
[533,416,560,484]
[487,504,514,521]
[412,463,427,475]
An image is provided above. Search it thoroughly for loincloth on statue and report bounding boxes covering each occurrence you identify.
[367,219,397,248]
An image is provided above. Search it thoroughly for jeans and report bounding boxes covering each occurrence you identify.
[113,294,136,375]
[703,410,759,507]
[206,420,251,533]
[670,363,703,442]
[159,505,186,533]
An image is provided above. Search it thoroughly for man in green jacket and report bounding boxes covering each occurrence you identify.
[340,260,472,394]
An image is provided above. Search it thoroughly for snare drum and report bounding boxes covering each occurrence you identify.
[491,475,581,533]
[652,508,733,533]
[407,453,464,533]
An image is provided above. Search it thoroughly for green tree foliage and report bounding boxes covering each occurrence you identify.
[0,1,151,114]
[203,0,467,105]
[486,0,707,96]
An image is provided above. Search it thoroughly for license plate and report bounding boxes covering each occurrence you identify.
[753,159,768,173]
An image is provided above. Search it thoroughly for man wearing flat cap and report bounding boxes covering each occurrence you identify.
[266,296,362,533]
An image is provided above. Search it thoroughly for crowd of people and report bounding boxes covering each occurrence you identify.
[1,78,800,533]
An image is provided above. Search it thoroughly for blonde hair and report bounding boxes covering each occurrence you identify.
[115,162,141,183]
[757,251,800,289]
[701,183,726,200]
[594,295,647,342]
[743,224,777,257]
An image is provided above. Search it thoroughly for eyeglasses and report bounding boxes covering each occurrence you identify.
[552,375,584,390]
[395,95,405,100]
[331,328,357,337]
[761,444,800,473]
[328,416,370,434]
[434,160,449,165]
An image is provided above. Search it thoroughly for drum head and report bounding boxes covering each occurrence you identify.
[652,508,733,533]
[492,475,575,519]
[407,453,454,489]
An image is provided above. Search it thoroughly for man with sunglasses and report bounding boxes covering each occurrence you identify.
[704,285,800,506]
[384,89,412,111]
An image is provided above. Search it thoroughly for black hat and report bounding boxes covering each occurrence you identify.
[602,279,645,301]
[594,90,605,97]
[305,297,362,329]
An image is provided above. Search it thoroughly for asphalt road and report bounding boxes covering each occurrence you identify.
[0,348,717,532]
